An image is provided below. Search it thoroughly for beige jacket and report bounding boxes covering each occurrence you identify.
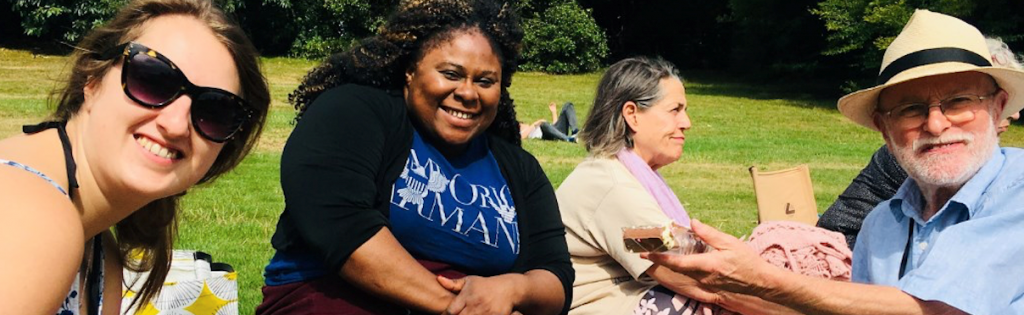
[556,157,674,315]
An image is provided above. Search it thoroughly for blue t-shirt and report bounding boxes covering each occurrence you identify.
[389,130,519,275]
[264,130,520,285]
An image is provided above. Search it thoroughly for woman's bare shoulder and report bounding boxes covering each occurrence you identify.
[0,161,82,243]
[0,163,83,314]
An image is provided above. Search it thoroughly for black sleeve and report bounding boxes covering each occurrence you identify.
[817,145,908,249]
[502,143,574,314]
[278,85,407,273]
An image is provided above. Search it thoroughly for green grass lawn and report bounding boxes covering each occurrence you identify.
[3,46,1024,313]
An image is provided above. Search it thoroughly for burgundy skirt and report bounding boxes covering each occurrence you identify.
[255,260,467,315]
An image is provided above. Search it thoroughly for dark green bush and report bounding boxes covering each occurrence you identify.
[281,0,394,59]
[10,0,126,43]
[520,1,608,74]
[5,0,393,58]
[726,0,828,75]
[6,0,607,65]
[811,0,1024,83]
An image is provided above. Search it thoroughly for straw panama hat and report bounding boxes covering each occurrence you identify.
[837,9,1024,131]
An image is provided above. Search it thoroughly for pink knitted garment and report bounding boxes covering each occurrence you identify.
[746,221,853,281]
[704,222,852,315]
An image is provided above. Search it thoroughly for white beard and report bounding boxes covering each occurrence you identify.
[890,120,997,188]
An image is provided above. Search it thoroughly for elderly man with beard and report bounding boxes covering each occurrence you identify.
[817,36,1023,251]
[642,9,1024,315]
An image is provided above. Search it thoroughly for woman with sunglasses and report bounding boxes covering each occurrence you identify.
[258,0,572,314]
[0,0,269,314]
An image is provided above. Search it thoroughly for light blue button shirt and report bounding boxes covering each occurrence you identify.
[853,147,1024,314]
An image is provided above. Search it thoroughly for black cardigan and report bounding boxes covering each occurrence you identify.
[270,84,573,313]
[817,145,907,249]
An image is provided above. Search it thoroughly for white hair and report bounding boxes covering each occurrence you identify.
[987,37,1024,70]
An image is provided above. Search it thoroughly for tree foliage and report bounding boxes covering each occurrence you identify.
[811,0,1024,80]
[726,0,831,76]
[10,0,126,43]
[5,0,397,58]
[6,0,604,67]
[278,0,396,58]
[520,1,608,74]
[7,0,1021,90]
[578,0,731,71]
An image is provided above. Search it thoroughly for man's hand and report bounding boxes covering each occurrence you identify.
[643,219,775,296]
[437,274,523,315]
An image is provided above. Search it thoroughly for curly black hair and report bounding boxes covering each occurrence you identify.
[290,0,524,145]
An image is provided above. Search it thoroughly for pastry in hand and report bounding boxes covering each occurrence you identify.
[622,223,709,254]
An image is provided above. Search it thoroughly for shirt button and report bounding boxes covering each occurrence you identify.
[919,242,928,250]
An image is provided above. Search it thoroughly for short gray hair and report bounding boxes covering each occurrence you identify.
[581,56,681,157]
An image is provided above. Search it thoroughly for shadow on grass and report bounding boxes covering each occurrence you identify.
[682,70,850,111]
[684,70,1024,121]
[0,37,77,56]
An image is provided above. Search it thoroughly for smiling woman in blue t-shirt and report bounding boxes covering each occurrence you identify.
[257,1,573,314]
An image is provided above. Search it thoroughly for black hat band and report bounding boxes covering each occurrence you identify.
[877,47,991,85]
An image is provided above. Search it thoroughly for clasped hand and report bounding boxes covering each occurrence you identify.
[436,274,525,315]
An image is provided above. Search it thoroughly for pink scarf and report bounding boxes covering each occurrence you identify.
[616,148,691,227]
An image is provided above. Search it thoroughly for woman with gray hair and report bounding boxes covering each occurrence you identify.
[560,57,849,315]
[556,57,712,314]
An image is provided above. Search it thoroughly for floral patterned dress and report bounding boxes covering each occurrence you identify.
[633,285,721,315]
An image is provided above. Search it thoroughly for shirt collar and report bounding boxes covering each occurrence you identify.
[889,146,1004,223]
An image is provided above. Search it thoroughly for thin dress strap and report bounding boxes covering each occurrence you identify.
[0,159,68,195]
[23,121,78,199]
